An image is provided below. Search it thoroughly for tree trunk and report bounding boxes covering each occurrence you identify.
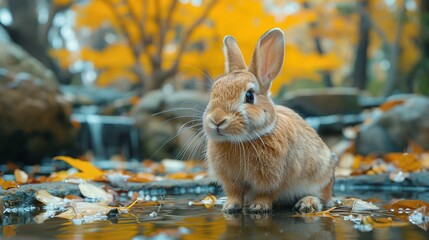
[353,0,369,90]
[383,0,406,97]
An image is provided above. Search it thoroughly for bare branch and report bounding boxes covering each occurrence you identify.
[103,0,141,58]
[102,0,147,82]
[168,0,218,74]
[157,0,179,60]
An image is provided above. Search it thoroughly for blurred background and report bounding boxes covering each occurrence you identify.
[0,0,428,166]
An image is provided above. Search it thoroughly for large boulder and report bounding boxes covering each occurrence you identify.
[356,95,429,155]
[0,70,75,164]
[131,89,209,160]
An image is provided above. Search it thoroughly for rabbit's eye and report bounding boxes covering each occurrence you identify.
[245,90,254,104]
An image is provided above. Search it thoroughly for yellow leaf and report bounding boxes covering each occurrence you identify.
[2,180,19,190]
[165,172,195,180]
[53,156,104,180]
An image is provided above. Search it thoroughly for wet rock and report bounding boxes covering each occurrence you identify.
[356,95,429,155]
[131,89,209,160]
[0,71,76,164]
[0,182,81,209]
[280,87,362,117]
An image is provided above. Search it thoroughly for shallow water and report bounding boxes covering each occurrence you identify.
[1,193,429,240]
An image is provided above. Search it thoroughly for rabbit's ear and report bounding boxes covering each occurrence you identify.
[248,28,284,93]
[223,36,247,73]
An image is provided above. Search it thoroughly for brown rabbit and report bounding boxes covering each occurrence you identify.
[203,28,337,214]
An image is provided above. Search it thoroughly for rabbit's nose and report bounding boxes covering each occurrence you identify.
[210,117,227,127]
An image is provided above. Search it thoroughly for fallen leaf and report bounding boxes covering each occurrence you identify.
[2,180,19,190]
[78,182,112,202]
[165,172,194,180]
[54,156,104,180]
[389,200,429,214]
[35,190,64,206]
[384,153,422,172]
[0,177,4,185]
[128,172,156,182]
[342,198,379,211]
[14,169,28,184]
[378,99,405,112]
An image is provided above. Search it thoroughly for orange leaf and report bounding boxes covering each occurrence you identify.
[384,153,422,172]
[2,180,19,190]
[407,141,425,154]
[378,99,405,112]
[387,199,429,221]
[0,177,4,185]
[53,156,104,180]
[128,172,156,182]
[165,172,194,180]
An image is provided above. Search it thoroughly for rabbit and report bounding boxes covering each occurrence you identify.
[202,28,337,214]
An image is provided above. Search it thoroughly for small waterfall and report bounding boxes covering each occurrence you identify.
[71,112,140,161]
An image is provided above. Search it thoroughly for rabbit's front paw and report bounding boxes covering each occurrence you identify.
[293,196,322,214]
[222,200,243,213]
[248,201,272,213]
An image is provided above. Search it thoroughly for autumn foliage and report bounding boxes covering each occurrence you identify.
[48,0,422,95]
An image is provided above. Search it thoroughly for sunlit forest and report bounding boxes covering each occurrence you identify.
[2,1,429,238]
[1,0,427,96]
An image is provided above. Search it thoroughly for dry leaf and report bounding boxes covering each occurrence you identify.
[378,99,405,112]
[2,180,19,190]
[35,190,64,205]
[14,169,28,184]
[78,182,112,202]
[54,156,104,180]
[389,200,429,214]
[342,198,379,211]
[128,172,156,182]
[384,153,422,172]
[165,172,194,180]
[0,177,4,185]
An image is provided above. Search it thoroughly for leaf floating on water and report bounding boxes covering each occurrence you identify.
[342,198,379,212]
[2,180,19,190]
[188,194,225,209]
[78,182,112,203]
[14,169,28,184]
[53,156,104,180]
[0,177,4,185]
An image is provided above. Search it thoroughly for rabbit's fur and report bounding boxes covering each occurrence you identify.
[203,28,337,213]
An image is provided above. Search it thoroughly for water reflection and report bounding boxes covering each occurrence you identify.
[2,196,429,240]
[221,213,335,240]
